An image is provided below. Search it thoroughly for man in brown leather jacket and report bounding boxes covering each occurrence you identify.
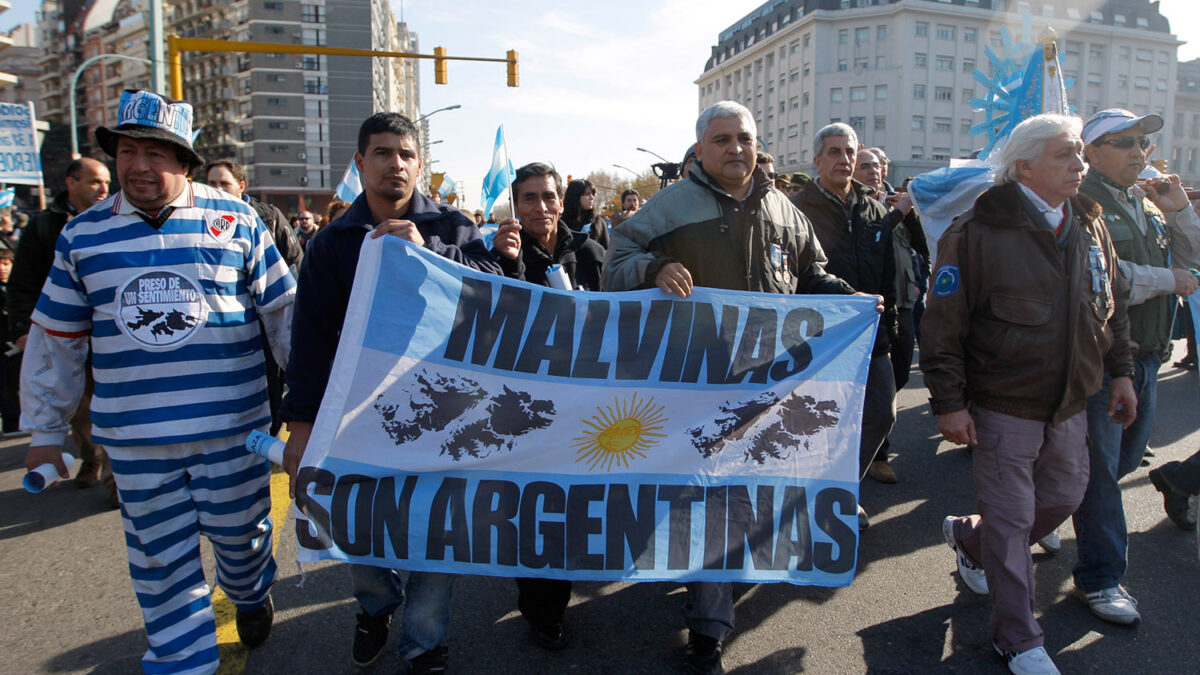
[920,114,1136,675]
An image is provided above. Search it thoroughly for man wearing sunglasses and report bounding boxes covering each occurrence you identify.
[1072,108,1200,626]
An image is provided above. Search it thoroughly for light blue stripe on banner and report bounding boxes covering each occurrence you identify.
[357,238,878,390]
[297,458,860,586]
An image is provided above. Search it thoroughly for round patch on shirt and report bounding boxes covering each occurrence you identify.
[933,264,960,297]
[116,270,207,349]
[206,212,238,243]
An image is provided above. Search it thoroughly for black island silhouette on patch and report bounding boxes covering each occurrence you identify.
[687,392,841,464]
[375,371,556,460]
[125,308,200,340]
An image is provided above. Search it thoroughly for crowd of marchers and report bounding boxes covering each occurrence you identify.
[11,87,1200,675]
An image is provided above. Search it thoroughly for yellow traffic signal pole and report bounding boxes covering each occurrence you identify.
[166,36,517,99]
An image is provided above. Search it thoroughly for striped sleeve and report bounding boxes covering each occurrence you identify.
[245,212,296,312]
[31,227,92,336]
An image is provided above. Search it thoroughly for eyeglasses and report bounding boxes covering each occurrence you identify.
[1095,135,1152,150]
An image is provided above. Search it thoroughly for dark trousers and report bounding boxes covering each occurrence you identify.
[515,578,571,628]
[1161,451,1200,494]
[891,308,916,391]
[860,354,897,475]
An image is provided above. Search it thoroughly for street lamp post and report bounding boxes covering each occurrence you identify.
[416,104,462,123]
[635,147,671,163]
[417,105,461,192]
[612,164,639,177]
[69,54,154,156]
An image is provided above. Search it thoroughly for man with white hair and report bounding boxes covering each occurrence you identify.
[922,114,1136,675]
[1072,109,1200,626]
[605,100,877,675]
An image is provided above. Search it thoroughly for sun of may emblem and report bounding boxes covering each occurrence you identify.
[572,393,667,471]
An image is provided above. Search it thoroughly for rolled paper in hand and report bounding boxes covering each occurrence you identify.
[545,264,573,291]
[22,453,76,493]
[246,429,285,465]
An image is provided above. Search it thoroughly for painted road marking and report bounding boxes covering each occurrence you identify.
[214,439,291,674]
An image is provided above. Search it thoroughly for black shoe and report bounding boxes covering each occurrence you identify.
[236,596,274,649]
[352,608,391,667]
[1149,467,1197,530]
[1143,447,1156,457]
[408,645,448,675]
[685,631,724,675]
[530,621,569,651]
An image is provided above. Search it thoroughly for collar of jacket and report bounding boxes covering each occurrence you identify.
[971,182,1101,228]
[1086,167,1139,201]
[49,190,75,217]
[688,163,774,203]
[328,189,447,230]
[521,221,589,261]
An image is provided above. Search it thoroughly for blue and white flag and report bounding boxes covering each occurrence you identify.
[0,187,14,209]
[912,21,1072,261]
[294,237,879,586]
[480,126,514,218]
[438,176,457,200]
[335,159,362,202]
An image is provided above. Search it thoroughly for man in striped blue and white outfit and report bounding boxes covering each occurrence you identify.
[22,90,296,675]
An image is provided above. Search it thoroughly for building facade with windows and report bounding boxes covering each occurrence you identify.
[164,0,420,214]
[1173,58,1200,189]
[697,0,1181,182]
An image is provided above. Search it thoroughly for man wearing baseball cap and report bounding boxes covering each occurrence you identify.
[1072,108,1200,626]
[21,90,296,674]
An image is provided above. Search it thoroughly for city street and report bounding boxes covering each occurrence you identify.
[3,354,1199,674]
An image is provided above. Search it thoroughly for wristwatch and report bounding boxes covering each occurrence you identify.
[1111,370,1135,379]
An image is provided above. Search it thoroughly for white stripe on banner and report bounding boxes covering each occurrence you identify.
[295,237,879,586]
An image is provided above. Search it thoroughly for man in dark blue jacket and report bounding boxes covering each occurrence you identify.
[280,112,519,674]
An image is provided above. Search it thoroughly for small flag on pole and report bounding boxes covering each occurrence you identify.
[480,126,514,218]
[0,187,14,210]
[335,160,362,202]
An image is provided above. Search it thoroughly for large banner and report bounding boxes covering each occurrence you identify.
[295,237,879,586]
[0,102,42,185]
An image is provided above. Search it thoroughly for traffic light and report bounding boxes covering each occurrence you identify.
[507,50,519,87]
[434,46,447,85]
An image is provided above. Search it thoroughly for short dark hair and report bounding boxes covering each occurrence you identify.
[510,162,563,204]
[0,248,14,261]
[357,113,420,155]
[756,152,776,165]
[65,159,87,181]
[203,158,247,185]
[621,189,640,202]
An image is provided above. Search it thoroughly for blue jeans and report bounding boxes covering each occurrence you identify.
[1071,351,1159,592]
[350,564,455,660]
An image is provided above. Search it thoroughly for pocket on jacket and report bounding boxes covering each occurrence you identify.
[990,294,1053,326]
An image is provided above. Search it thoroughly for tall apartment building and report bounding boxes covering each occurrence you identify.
[0,23,44,109]
[169,0,412,213]
[0,1,18,91]
[697,0,1181,182]
[35,0,90,130]
[1173,58,1200,188]
[80,0,151,152]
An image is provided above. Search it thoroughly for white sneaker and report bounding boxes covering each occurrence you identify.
[942,516,989,595]
[995,645,1060,675]
[1035,532,1061,554]
[1075,585,1141,625]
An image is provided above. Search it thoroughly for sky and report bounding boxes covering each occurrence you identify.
[4,0,1200,208]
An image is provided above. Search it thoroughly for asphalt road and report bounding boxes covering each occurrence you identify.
[3,353,1199,674]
